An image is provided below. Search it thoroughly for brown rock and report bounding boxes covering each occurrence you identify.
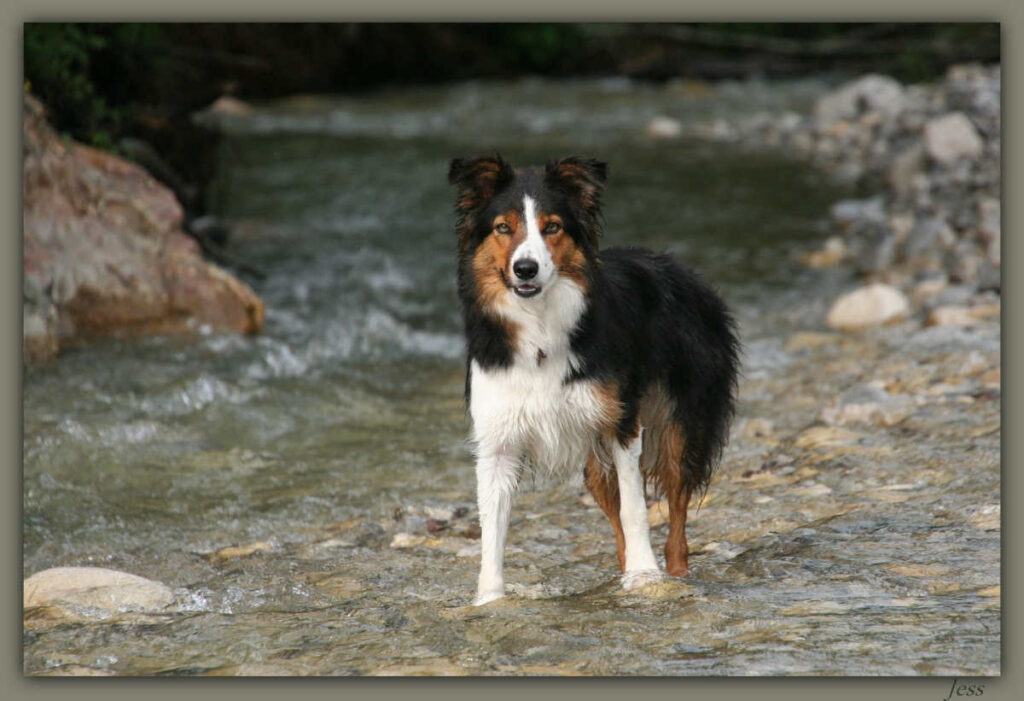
[22,95,264,362]
[926,303,1000,327]
[211,541,273,562]
[800,236,847,268]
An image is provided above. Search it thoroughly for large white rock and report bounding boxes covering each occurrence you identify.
[825,283,910,331]
[814,74,905,125]
[645,115,683,139]
[23,566,174,613]
[924,112,983,166]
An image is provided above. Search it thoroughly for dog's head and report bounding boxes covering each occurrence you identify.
[448,155,607,303]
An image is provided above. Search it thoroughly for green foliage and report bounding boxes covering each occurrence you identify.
[23,23,168,148]
[501,24,583,72]
[25,24,114,145]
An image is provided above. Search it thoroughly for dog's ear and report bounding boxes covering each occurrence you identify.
[545,157,608,243]
[448,155,514,213]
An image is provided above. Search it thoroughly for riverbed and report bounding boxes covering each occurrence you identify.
[23,78,1000,676]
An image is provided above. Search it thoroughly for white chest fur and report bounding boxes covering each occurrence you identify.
[469,278,609,473]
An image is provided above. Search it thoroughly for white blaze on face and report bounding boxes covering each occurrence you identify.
[511,195,556,286]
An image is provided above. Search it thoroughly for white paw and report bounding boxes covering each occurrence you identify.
[621,569,665,591]
[472,589,505,606]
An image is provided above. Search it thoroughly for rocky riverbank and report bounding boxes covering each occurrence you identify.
[22,95,266,364]
[667,64,1001,332]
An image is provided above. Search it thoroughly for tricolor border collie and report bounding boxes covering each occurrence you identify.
[448,155,740,606]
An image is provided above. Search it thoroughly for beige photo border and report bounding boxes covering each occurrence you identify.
[4,2,1015,700]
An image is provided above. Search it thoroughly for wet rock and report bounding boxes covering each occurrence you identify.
[697,118,738,142]
[910,275,949,305]
[425,519,449,534]
[924,112,983,166]
[191,96,256,130]
[507,582,570,600]
[902,217,956,261]
[976,197,1000,247]
[206,95,255,116]
[741,418,776,442]
[926,305,976,327]
[887,563,949,577]
[389,532,458,552]
[791,483,833,497]
[456,543,481,558]
[977,258,1000,294]
[830,196,887,227]
[645,115,683,138]
[793,425,861,450]
[390,532,431,548]
[784,332,841,352]
[814,74,905,126]
[850,220,896,274]
[887,143,926,195]
[930,283,980,308]
[822,383,914,427]
[825,283,910,331]
[24,567,174,615]
[800,236,847,268]
[926,303,1000,327]
[779,601,850,616]
[22,94,265,363]
[979,367,1000,389]
[298,538,358,558]
[210,541,273,562]
[700,541,744,560]
[304,571,366,598]
[967,504,1000,531]
[422,505,457,521]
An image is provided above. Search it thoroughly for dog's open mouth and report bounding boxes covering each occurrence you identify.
[513,283,541,298]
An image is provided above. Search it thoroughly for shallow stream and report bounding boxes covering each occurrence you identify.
[23,78,1000,676]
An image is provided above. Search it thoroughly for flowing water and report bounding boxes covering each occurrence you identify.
[23,79,1000,676]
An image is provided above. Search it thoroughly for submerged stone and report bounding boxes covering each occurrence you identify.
[24,566,174,615]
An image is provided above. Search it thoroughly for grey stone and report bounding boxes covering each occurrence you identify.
[830,196,887,227]
[925,112,984,166]
[903,217,956,260]
[851,221,896,274]
[814,74,905,126]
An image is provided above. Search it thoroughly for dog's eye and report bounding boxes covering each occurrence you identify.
[495,222,512,234]
[543,222,562,235]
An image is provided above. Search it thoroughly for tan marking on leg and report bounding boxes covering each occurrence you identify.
[659,426,691,576]
[584,451,625,572]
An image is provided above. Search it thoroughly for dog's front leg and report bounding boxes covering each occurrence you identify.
[614,430,663,590]
[474,448,519,605]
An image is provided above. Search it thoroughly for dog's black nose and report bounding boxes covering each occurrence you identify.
[513,258,539,280]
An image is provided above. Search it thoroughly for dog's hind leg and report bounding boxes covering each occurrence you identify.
[584,452,626,571]
[658,426,692,577]
[613,429,663,590]
[473,448,519,605]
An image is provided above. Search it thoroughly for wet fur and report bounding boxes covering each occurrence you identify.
[449,155,739,600]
